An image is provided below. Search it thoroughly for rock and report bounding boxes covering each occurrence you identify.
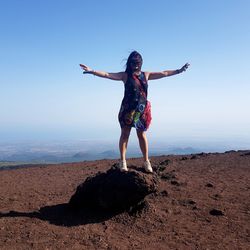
[197,152,207,156]
[179,199,196,208]
[225,150,236,154]
[160,172,176,181]
[160,190,169,197]
[190,155,198,159]
[206,183,214,188]
[69,167,158,212]
[157,165,167,172]
[159,159,171,166]
[209,209,224,216]
[190,153,207,159]
[212,194,222,200]
[171,180,180,186]
[240,151,250,156]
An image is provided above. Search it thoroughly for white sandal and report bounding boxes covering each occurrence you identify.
[144,160,153,173]
[118,160,128,171]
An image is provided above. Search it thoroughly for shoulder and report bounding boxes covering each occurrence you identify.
[122,72,128,84]
[143,71,150,81]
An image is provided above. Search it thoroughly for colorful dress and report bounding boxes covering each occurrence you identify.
[118,72,152,131]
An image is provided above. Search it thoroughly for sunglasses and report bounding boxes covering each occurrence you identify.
[130,61,142,66]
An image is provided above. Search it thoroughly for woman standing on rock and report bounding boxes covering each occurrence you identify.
[80,51,189,172]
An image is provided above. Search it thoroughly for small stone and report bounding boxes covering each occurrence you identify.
[190,155,197,159]
[160,190,168,197]
[157,165,166,172]
[160,172,176,181]
[159,159,171,165]
[171,180,180,186]
[213,194,222,200]
[206,183,214,187]
[209,209,224,216]
[180,157,188,161]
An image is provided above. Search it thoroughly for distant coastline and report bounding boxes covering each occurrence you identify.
[1,149,249,171]
[1,139,249,169]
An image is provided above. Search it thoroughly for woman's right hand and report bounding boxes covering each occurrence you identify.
[179,63,190,73]
[79,64,93,74]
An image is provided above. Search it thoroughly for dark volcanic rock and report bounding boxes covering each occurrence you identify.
[190,155,198,159]
[171,180,180,186]
[160,172,176,181]
[206,183,214,188]
[159,159,171,166]
[225,150,236,154]
[209,209,224,216]
[69,167,158,212]
[240,151,250,156]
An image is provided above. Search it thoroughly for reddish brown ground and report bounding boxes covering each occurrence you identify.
[0,151,249,249]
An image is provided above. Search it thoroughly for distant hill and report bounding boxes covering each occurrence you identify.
[0,147,203,169]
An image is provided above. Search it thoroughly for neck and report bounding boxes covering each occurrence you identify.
[133,70,141,76]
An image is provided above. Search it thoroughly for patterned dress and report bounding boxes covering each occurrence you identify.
[118,72,152,131]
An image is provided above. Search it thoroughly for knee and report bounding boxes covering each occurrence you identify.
[137,130,146,140]
[121,133,129,141]
[121,130,130,140]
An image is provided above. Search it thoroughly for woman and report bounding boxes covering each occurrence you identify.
[80,51,189,173]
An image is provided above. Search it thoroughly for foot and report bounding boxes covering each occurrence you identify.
[144,160,153,173]
[118,160,128,172]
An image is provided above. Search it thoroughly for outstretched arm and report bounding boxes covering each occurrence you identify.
[79,64,125,81]
[146,63,190,80]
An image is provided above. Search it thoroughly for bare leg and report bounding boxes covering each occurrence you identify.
[119,126,132,161]
[136,130,149,162]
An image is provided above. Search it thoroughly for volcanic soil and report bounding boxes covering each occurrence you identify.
[0,150,249,249]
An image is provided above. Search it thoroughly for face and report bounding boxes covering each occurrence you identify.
[130,59,142,72]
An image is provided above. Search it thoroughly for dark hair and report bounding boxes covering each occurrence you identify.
[125,51,143,75]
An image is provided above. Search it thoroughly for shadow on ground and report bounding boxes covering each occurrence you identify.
[0,167,157,227]
[0,203,120,227]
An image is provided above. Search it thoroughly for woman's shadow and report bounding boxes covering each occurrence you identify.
[0,203,119,227]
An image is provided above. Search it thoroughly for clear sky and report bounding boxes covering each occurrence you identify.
[0,0,249,148]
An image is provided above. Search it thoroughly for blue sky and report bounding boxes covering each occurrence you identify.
[0,0,249,148]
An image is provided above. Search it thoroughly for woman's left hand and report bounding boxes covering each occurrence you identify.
[79,64,93,74]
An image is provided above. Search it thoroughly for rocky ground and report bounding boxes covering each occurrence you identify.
[0,150,249,249]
